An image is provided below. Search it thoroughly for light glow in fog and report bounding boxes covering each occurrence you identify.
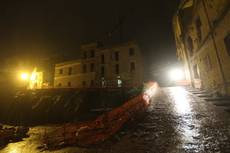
[169,68,184,81]
[170,87,200,151]
[170,87,191,114]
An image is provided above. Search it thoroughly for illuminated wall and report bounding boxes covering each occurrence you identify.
[54,41,144,88]
[173,0,230,95]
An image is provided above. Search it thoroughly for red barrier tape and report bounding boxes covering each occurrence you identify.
[42,82,158,150]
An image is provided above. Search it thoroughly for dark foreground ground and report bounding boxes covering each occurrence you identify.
[1,87,230,153]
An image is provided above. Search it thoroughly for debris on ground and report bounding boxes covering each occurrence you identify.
[1,86,230,153]
[40,82,158,150]
[0,125,29,147]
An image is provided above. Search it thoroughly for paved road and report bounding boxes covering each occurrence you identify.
[1,87,230,153]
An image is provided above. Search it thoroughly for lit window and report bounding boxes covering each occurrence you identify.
[117,76,122,87]
[101,78,106,87]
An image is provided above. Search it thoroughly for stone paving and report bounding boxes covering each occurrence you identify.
[1,87,230,153]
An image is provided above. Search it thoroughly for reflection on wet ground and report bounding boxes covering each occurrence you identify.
[169,87,201,152]
[1,87,230,153]
[168,87,230,153]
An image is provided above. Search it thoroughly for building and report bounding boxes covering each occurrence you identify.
[54,41,144,88]
[173,0,230,95]
[1,56,54,89]
[28,68,44,89]
[0,66,44,90]
[54,60,84,88]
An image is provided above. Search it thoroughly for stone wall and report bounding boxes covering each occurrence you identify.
[173,0,230,95]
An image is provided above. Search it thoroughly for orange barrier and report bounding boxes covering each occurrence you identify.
[42,82,158,150]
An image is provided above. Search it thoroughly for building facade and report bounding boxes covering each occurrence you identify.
[54,42,143,88]
[54,60,94,88]
[27,68,43,89]
[173,0,230,95]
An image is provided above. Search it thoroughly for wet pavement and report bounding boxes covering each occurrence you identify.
[1,86,230,153]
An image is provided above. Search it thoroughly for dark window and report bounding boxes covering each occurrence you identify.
[110,53,113,59]
[129,48,135,56]
[193,64,199,79]
[67,82,71,87]
[58,83,62,87]
[115,51,119,61]
[90,80,94,86]
[204,55,212,71]
[130,62,136,72]
[83,51,87,59]
[187,36,194,56]
[196,17,202,42]
[101,66,105,77]
[115,64,119,74]
[83,64,87,73]
[68,67,72,75]
[101,54,105,64]
[90,50,95,58]
[82,81,86,87]
[224,34,230,56]
[59,69,63,74]
[90,63,94,72]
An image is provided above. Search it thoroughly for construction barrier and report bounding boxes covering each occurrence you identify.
[42,82,158,150]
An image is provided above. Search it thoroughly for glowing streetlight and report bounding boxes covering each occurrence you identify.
[17,67,43,89]
[169,68,184,81]
[30,72,37,81]
[20,73,29,81]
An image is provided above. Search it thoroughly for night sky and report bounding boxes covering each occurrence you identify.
[0,0,180,80]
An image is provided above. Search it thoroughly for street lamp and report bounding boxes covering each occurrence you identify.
[20,73,29,81]
[169,68,184,81]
